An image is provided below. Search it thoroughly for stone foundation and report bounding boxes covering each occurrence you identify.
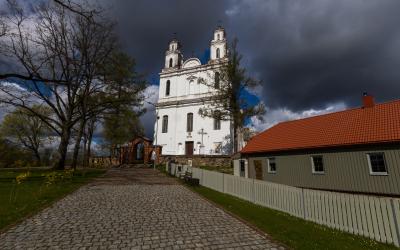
[158,155,232,168]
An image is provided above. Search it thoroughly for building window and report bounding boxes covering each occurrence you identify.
[216,48,220,59]
[311,155,324,174]
[267,157,276,173]
[367,153,388,175]
[186,113,193,132]
[214,142,222,154]
[169,58,173,67]
[162,115,168,133]
[213,111,221,130]
[165,80,170,96]
[214,72,220,89]
[217,34,220,40]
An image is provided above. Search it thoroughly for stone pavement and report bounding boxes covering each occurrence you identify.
[0,167,286,250]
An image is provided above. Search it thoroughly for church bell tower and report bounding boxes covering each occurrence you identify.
[165,39,183,70]
[210,26,227,62]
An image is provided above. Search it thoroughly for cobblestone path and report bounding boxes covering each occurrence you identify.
[0,167,286,250]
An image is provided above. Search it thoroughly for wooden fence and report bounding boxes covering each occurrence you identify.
[169,164,400,247]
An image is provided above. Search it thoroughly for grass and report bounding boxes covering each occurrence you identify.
[187,185,398,250]
[0,168,105,231]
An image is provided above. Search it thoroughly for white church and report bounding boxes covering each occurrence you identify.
[153,27,232,156]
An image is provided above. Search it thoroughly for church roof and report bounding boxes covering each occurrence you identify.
[241,98,400,154]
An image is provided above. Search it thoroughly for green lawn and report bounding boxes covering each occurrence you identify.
[188,185,398,250]
[0,169,105,231]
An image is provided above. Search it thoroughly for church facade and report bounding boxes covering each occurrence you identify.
[154,27,231,156]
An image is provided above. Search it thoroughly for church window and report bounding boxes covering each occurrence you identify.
[162,115,168,133]
[214,111,221,130]
[217,34,220,40]
[187,113,193,132]
[169,58,173,68]
[214,72,220,89]
[216,48,220,59]
[166,80,170,96]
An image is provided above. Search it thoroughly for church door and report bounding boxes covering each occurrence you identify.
[185,141,194,156]
[136,142,144,160]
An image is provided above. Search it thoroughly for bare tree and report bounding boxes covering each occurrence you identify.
[199,39,265,154]
[0,1,116,169]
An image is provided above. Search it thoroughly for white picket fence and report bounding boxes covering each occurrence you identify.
[168,163,400,247]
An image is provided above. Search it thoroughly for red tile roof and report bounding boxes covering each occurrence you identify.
[241,99,400,154]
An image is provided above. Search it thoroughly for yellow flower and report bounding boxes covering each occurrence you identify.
[15,171,30,184]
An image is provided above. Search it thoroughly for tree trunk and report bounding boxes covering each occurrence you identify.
[86,138,92,167]
[71,118,86,170]
[233,125,238,154]
[55,127,71,170]
[85,118,95,167]
[33,148,41,166]
[82,131,88,167]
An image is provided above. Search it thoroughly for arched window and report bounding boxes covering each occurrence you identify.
[187,113,193,132]
[214,72,220,89]
[162,115,168,133]
[214,111,221,130]
[165,80,170,96]
[169,58,173,67]
[217,34,220,40]
[216,48,220,59]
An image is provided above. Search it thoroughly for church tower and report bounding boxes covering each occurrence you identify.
[210,26,227,62]
[155,27,231,156]
[164,39,183,70]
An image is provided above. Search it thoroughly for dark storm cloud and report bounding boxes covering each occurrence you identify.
[225,0,400,110]
[104,0,230,81]
[106,0,400,113]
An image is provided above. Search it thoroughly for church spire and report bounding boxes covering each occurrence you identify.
[210,25,227,62]
[164,34,183,70]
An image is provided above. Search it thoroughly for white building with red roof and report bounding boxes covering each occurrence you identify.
[238,94,400,196]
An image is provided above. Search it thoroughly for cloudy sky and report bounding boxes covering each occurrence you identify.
[2,0,400,138]
[103,0,400,136]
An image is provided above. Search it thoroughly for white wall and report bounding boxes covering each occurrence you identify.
[158,65,219,100]
[155,102,230,155]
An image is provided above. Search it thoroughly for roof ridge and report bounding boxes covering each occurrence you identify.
[276,98,400,126]
[241,98,400,154]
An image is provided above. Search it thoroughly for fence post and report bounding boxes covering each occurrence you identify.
[252,178,255,203]
[301,188,306,219]
[390,199,400,247]
[222,173,225,193]
[201,169,204,186]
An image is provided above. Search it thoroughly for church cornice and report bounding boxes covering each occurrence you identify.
[156,96,212,108]
[160,59,227,78]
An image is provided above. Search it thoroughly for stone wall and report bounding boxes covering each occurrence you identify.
[158,155,232,168]
[89,156,119,168]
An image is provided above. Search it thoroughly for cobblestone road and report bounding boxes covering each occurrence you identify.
[0,167,285,250]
